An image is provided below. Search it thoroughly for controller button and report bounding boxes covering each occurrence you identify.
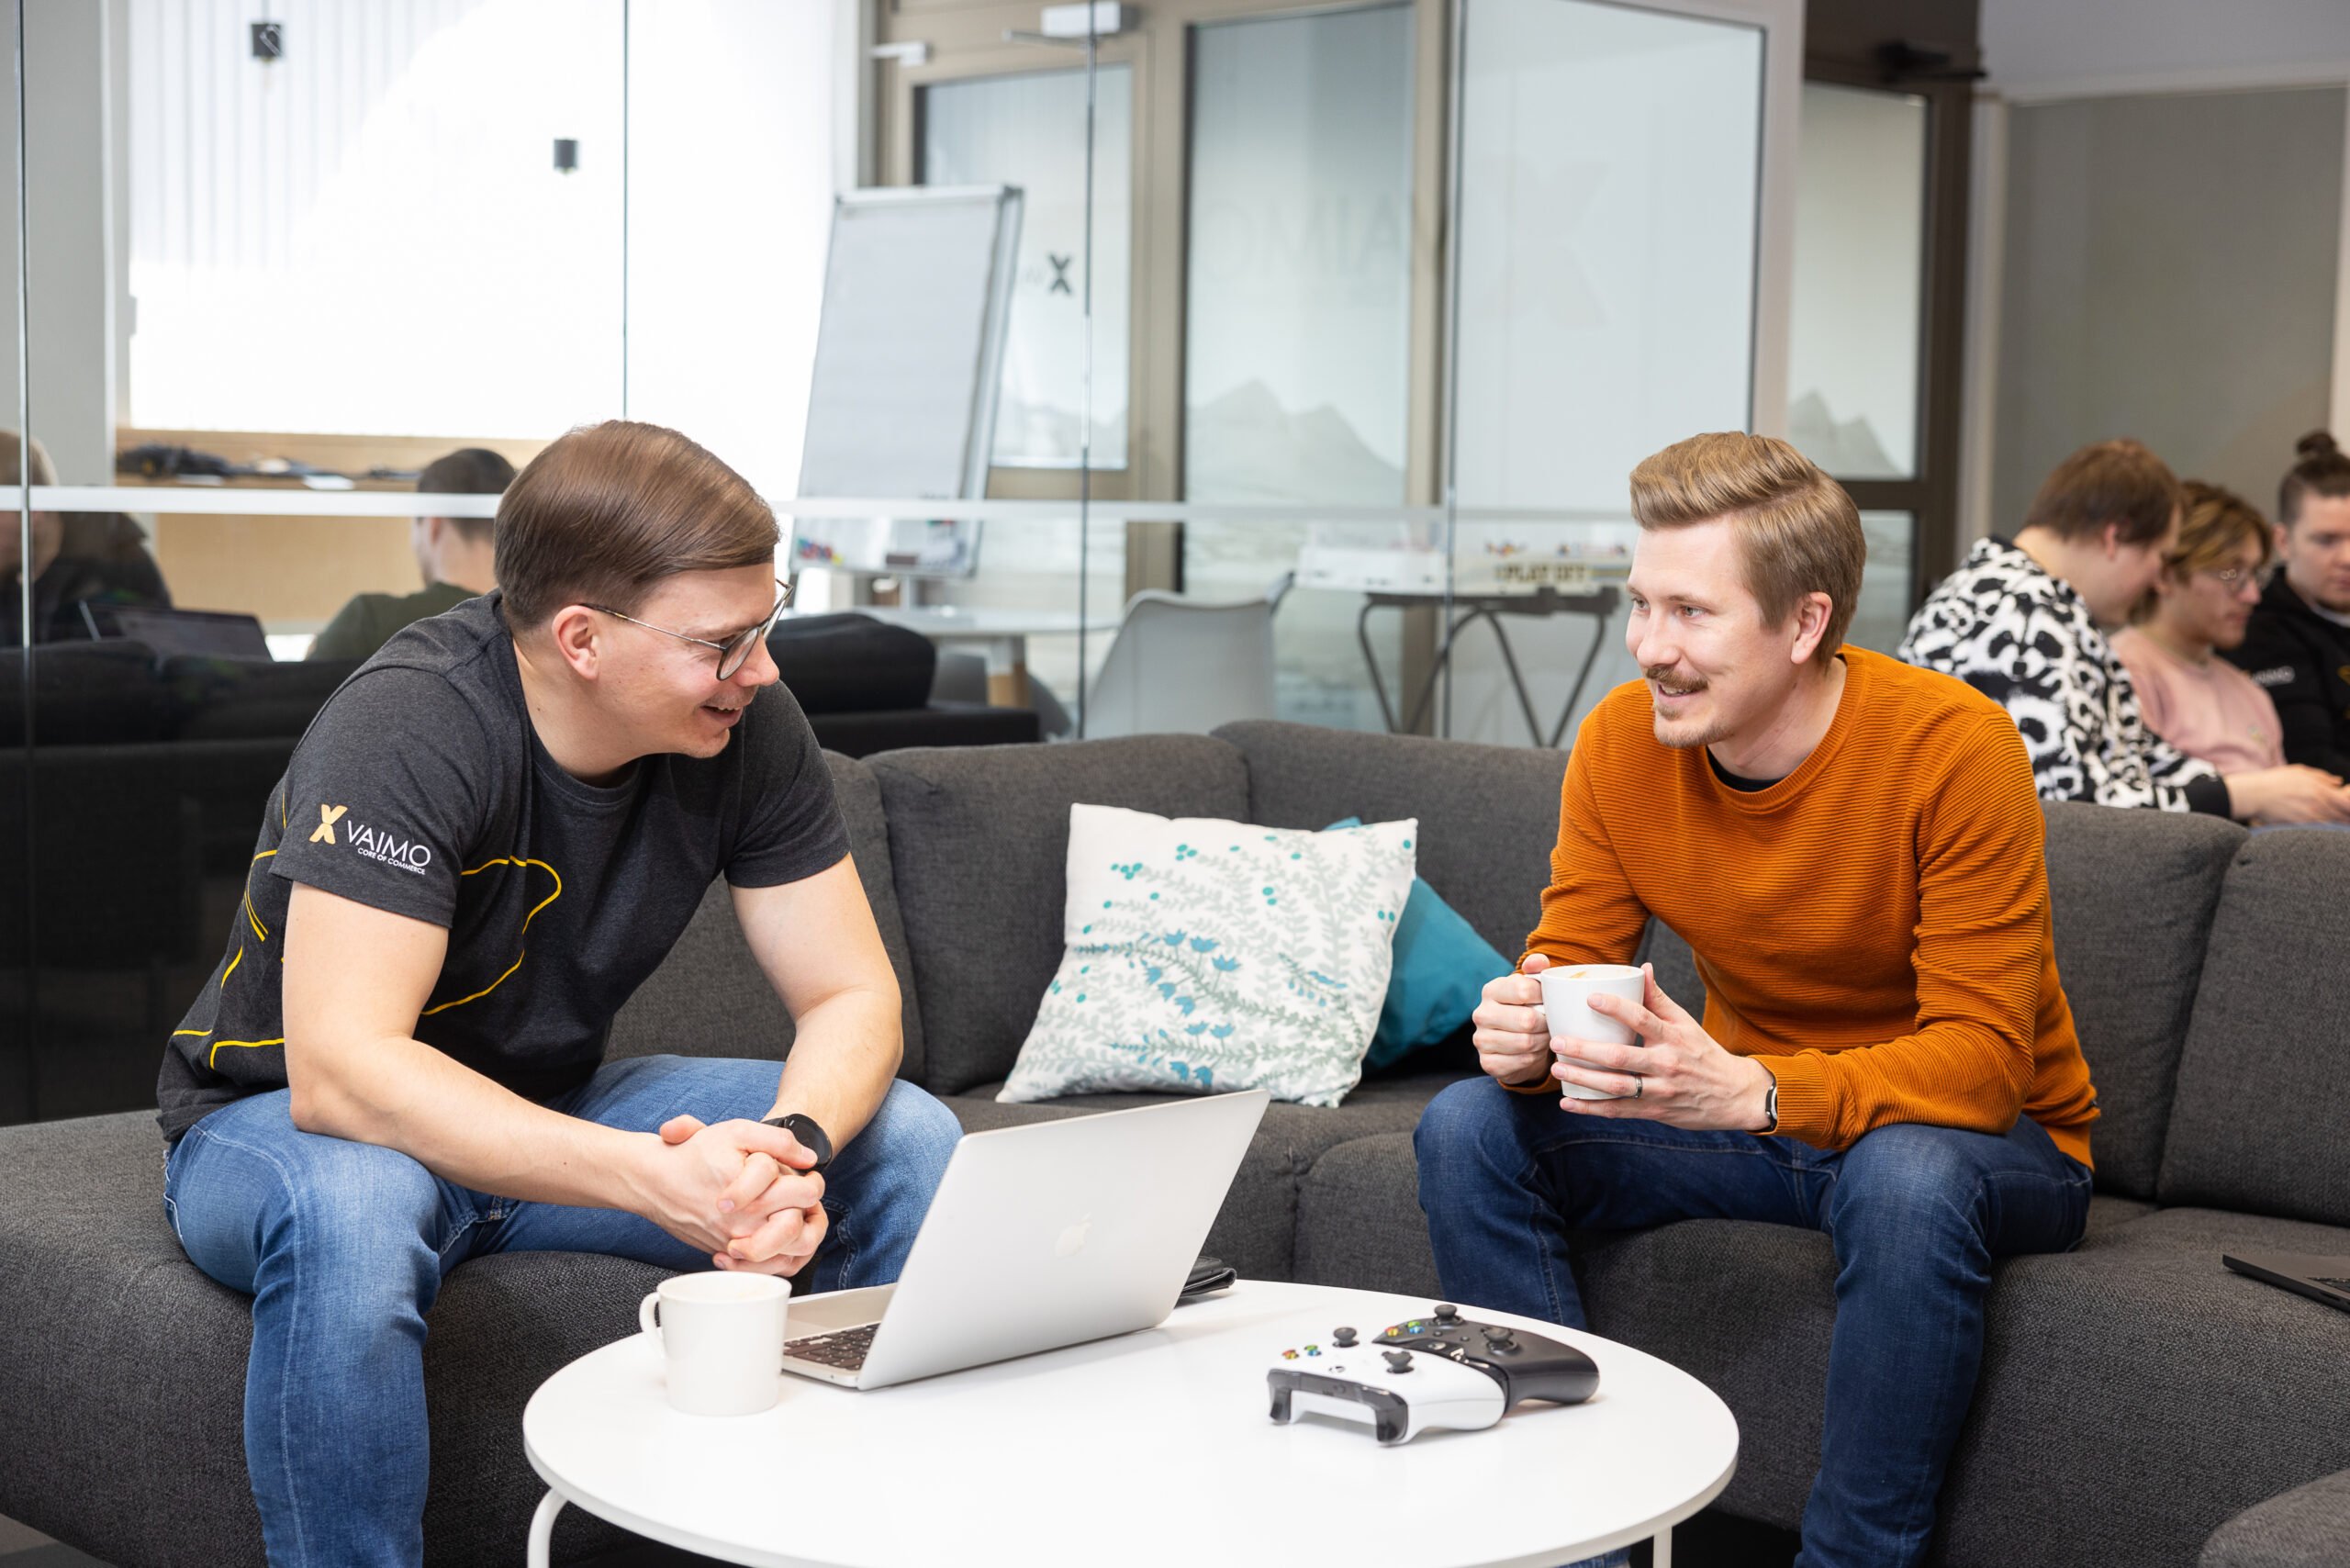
[1281,1350,1297,1360]
[1332,1327,1358,1347]
[1435,1303,1460,1322]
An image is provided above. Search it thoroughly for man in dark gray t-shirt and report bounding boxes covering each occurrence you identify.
[159,421,962,1568]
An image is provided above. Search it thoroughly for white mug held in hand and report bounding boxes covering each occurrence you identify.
[639,1271,792,1417]
[1537,963,1648,1101]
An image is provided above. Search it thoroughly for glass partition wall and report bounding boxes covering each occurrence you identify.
[3,0,1819,1121]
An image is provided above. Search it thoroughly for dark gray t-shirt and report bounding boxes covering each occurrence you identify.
[157,592,847,1144]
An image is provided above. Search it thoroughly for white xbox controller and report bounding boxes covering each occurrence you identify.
[1266,1331,1505,1445]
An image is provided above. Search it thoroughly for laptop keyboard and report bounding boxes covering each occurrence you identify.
[2313,1278,2350,1294]
[785,1322,878,1371]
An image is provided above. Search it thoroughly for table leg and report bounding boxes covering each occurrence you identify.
[1651,1525,1671,1568]
[527,1489,565,1568]
[980,635,1032,709]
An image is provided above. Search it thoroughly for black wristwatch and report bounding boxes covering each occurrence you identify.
[761,1113,834,1174]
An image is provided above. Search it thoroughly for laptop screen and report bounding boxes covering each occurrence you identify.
[87,605,274,660]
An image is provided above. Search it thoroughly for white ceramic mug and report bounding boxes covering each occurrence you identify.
[1537,963,1648,1101]
[639,1271,791,1417]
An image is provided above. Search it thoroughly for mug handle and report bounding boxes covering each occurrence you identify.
[639,1291,662,1344]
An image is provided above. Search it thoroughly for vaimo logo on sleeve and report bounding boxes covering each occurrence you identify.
[313,802,431,874]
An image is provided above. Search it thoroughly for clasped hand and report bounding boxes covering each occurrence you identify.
[1472,954,1772,1131]
[639,1115,828,1276]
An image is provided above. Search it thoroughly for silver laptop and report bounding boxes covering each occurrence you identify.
[779,1089,1270,1390]
[2222,1251,2350,1316]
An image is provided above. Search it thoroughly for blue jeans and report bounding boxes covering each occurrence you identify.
[162,1056,961,1568]
[1414,1078,2091,1568]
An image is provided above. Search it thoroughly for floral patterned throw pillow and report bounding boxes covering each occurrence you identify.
[999,804,1418,1107]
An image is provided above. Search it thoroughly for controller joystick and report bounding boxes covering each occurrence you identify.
[1331,1327,1358,1348]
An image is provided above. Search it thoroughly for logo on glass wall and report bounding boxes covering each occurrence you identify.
[1047,253,1074,296]
[309,804,348,845]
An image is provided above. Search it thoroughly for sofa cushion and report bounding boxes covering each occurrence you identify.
[1936,1205,2350,1568]
[0,1111,654,1567]
[871,736,1250,1094]
[2160,826,2350,1222]
[1213,721,1568,963]
[2039,801,2243,1199]
[2200,1467,2350,1568]
[944,1070,1466,1281]
[610,751,927,1081]
[1001,806,1418,1107]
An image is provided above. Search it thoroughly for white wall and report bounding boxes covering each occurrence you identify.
[1981,0,2350,94]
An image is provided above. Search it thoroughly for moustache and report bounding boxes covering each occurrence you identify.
[1644,666,1705,688]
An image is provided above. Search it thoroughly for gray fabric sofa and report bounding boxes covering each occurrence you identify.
[1,721,2344,1566]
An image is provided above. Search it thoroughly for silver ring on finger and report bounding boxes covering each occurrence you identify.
[1631,1076,1644,1099]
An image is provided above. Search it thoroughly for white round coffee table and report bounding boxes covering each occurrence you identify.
[522,1279,1738,1567]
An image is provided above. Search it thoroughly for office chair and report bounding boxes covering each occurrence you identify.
[1078,572,1293,739]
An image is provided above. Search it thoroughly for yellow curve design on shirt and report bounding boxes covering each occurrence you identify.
[420,856,564,1017]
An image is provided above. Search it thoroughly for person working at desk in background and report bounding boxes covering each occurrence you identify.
[1415,431,2099,1568]
[0,430,172,643]
[159,420,961,1568]
[308,446,513,662]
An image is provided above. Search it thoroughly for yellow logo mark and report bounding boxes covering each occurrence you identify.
[309,804,349,845]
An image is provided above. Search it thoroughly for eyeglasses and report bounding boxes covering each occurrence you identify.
[586,577,792,679]
[2197,565,2268,588]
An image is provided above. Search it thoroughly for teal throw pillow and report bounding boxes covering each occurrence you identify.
[1327,817,1509,1069]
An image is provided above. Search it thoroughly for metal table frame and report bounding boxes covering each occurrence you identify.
[1358,585,1620,747]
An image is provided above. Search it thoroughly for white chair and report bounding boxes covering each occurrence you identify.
[1080,573,1292,739]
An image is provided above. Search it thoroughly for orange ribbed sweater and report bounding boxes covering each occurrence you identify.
[1527,646,2098,1169]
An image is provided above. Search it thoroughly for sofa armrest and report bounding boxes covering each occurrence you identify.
[2201,1470,2350,1568]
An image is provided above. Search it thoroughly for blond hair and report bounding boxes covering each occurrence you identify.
[1628,431,1865,656]
[2131,479,2273,623]
[0,430,57,488]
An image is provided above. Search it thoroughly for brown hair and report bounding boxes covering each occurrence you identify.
[2277,430,2350,529]
[2022,438,2181,546]
[418,446,517,545]
[1628,431,1866,656]
[494,421,778,629]
[2132,479,2272,623]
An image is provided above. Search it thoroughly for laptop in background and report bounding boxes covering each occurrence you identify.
[780,1089,1270,1390]
[2222,1252,2350,1315]
[82,603,272,660]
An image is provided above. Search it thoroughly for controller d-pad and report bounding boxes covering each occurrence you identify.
[1382,1350,1414,1373]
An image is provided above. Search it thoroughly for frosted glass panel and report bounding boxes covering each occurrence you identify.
[922,67,1132,469]
[1452,0,1760,511]
[1185,5,1413,503]
[1849,510,1917,655]
[1183,4,1414,734]
[1446,0,1762,746]
[1788,83,1925,479]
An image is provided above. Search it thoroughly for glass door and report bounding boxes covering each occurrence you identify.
[1441,0,1801,745]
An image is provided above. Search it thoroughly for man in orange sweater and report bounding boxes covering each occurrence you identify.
[1415,432,2097,1568]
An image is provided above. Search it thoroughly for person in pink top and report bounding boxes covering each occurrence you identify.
[2111,483,2325,796]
